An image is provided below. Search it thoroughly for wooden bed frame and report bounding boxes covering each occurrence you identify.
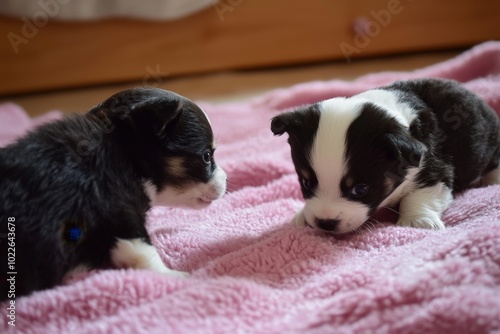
[1,0,499,96]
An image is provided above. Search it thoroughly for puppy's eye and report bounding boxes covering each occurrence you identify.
[203,152,211,164]
[300,177,311,191]
[350,184,369,198]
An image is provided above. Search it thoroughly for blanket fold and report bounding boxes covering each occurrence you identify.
[1,41,500,334]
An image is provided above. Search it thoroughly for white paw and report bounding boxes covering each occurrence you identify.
[292,209,307,227]
[155,266,190,278]
[112,238,189,278]
[396,215,445,230]
[396,183,451,231]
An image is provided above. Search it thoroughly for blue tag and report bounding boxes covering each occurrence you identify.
[63,221,85,244]
[68,226,82,242]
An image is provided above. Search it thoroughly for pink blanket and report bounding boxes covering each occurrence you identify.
[2,42,500,333]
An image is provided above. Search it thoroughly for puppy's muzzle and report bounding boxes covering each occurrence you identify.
[204,165,227,202]
[315,218,340,231]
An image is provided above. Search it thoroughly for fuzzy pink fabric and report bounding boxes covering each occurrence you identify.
[2,42,500,333]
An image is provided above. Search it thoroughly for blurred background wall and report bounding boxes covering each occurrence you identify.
[1,0,499,96]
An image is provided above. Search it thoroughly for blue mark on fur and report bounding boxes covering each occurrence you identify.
[68,227,82,242]
[63,221,84,244]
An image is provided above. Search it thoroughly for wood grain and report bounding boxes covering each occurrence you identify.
[2,51,459,117]
[1,0,499,95]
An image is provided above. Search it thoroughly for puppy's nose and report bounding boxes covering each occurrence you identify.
[315,218,340,231]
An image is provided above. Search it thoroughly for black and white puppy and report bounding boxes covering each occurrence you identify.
[271,78,500,234]
[0,88,227,299]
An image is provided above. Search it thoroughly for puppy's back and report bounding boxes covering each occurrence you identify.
[0,114,149,298]
[384,78,500,190]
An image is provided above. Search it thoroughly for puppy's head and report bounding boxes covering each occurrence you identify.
[272,98,425,233]
[93,87,226,209]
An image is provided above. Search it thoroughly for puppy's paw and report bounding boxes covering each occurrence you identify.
[112,238,188,278]
[396,215,445,230]
[397,183,451,231]
[292,209,307,227]
[155,266,190,278]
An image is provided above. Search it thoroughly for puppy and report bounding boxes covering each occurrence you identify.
[271,78,500,234]
[0,88,227,300]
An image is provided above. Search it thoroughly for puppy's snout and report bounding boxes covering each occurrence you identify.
[211,166,227,197]
[315,218,340,231]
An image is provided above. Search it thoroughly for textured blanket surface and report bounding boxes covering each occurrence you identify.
[1,42,500,333]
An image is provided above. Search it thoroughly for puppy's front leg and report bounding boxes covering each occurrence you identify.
[111,238,188,277]
[397,182,453,230]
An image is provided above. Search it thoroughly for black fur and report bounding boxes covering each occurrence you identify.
[342,103,425,214]
[0,88,217,300]
[383,79,500,191]
[271,78,500,233]
[271,104,321,198]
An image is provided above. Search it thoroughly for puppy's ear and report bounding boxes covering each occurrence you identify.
[131,97,183,136]
[384,132,427,167]
[271,113,292,136]
[93,88,184,137]
[271,105,319,137]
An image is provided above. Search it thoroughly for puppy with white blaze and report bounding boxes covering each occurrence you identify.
[271,78,500,234]
[0,88,227,300]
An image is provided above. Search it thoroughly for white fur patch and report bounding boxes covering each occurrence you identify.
[312,98,363,197]
[303,198,370,234]
[355,89,417,127]
[304,98,367,231]
[111,238,187,277]
[301,89,429,233]
[153,164,227,209]
[397,182,453,230]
